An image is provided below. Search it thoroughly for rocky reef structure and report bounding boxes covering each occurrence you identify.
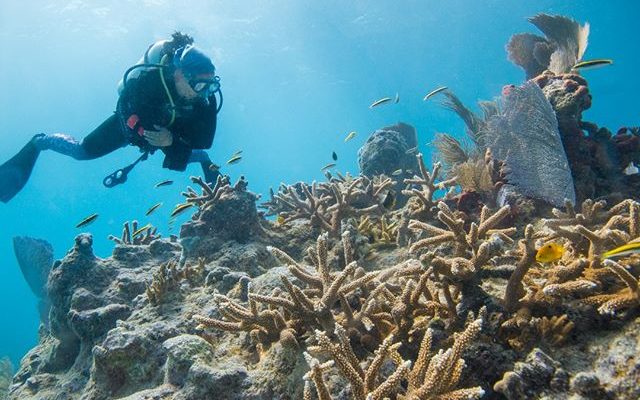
[6,160,640,399]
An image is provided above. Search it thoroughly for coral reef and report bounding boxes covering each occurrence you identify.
[6,12,640,400]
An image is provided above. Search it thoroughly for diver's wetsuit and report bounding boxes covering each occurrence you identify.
[35,67,218,173]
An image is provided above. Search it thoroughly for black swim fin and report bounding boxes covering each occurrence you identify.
[0,135,42,203]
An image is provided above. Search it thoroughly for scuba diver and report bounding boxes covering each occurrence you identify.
[0,32,222,203]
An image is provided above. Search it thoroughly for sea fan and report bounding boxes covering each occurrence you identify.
[485,82,575,206]
[506,14,590,78]
[529,13,590,75]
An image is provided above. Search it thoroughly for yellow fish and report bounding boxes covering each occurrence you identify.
[276,215,286,225]
[76,213,98,228]
[602,239,640,259]
[535,242,565,263]
[170,203,194,218]
[344,131,357,142]
[369,97,392,108]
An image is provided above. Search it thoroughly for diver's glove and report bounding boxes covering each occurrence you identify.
[143,125,173,147]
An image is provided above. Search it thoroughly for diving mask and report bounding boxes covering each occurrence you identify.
[189,75,220,97]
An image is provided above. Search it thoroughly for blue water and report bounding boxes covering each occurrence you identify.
[0,0,638,366]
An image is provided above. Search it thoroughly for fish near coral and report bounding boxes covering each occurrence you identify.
[602,240,640,259]
[536,242,565,263]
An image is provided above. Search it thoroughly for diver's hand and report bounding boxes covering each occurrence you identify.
[143,125,173,147]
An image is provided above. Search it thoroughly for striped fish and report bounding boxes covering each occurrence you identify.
[602,239,640,259]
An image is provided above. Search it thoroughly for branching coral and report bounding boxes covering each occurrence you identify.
[502,199,640,322]
[146,258,205,305]
[303,317,484,400]
[260,175,392,237]
[357,215,398,248]
[401,155,457,220]
[108,220,160,245]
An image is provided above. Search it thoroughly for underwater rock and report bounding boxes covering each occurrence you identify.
[175,363,248,400]
[494,348,570,399]
[180,176,263,243]
[162,334,215,386]
[12,236,53,298]
[358,122,418,176]
[68,303,131,341]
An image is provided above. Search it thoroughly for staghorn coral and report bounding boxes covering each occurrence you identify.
[260,174,392,237]
[357,214,398,248]
[507,13,589,79]
[108,220,160,245]
[146,258,205,305]
[303,317,484,400]
[193,231,386,347]
[402,155,457,220]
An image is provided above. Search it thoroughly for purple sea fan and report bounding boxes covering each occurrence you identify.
[486,81,576,207]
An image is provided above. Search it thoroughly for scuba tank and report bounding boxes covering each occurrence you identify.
[117,40,170,95]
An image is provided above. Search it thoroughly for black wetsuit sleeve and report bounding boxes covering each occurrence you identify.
[171,95,217,149]
[160,95,217,171]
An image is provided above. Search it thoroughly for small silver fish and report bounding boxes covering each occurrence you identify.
[321,163,336,171]
[76,213,98,228]
[391,169,403,176]
[394,92,400,104]
[423,86,448,101]
[154,180,173,188]
[344,131,357,142]
[369,97,392,108]
[145,202,163,216]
